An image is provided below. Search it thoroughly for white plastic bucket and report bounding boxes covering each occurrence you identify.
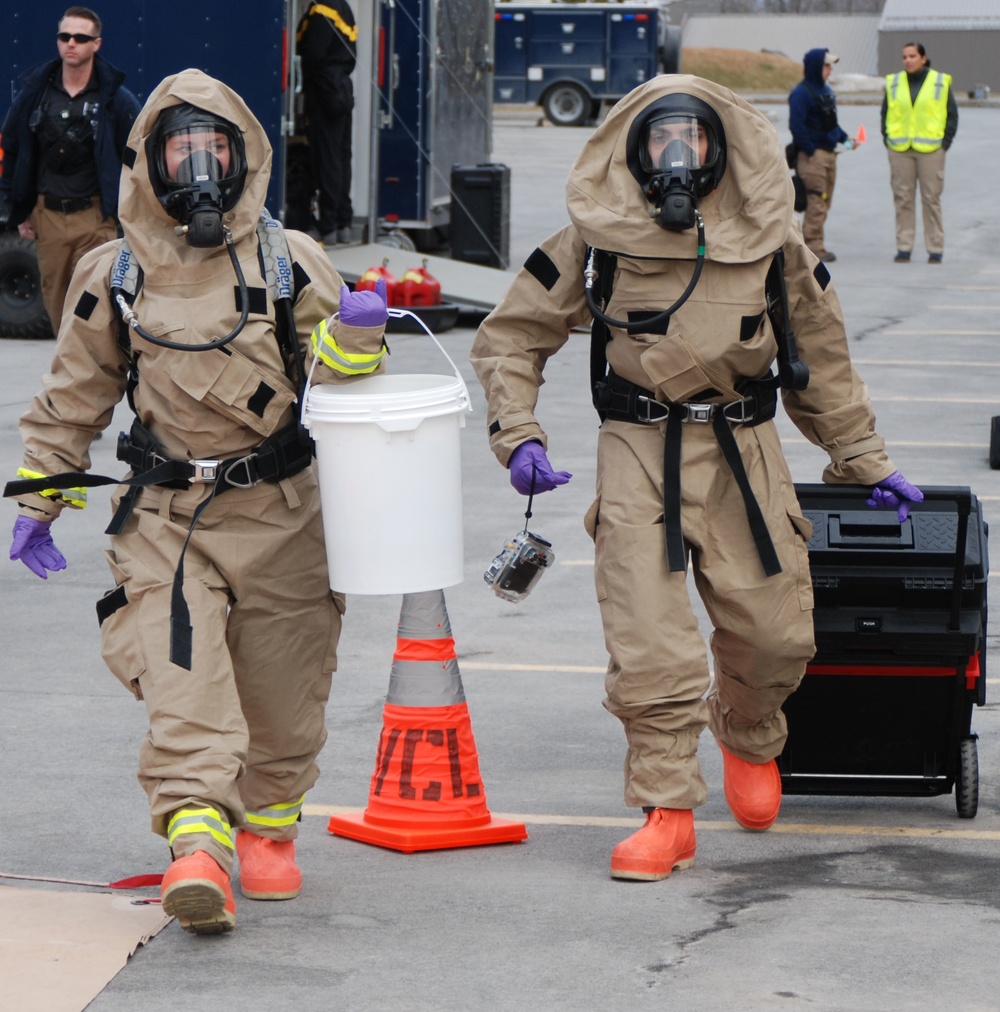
[302,325,471,594]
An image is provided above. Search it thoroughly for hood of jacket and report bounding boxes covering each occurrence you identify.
[566,75,792,264]
[803,48,830,87]
[117,68,271,277]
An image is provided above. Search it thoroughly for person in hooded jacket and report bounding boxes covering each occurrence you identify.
[6,69,389,933]
[788,48,851,263]
[471,75,921,882]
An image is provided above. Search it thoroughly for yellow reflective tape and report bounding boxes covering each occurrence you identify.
[297,4,359,44]
[313,3,358,42]
[15,468,88,509]
[310,318,385,375]
[245,795,304,828]
[167,807,234,851]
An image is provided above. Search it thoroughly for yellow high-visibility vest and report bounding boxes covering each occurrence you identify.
[884,70,951,153]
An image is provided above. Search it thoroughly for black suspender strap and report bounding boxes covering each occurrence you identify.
[711,410,782,577]
[662,409,686,573]
[660,407,781,577]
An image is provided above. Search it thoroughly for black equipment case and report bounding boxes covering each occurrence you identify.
[780,485,988,818]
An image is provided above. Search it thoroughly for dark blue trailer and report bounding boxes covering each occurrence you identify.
[493,1,667,126]
[0,0,493,337]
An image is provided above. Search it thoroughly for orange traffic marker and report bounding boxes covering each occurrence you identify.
[328,590,528,853]
[854,124,867,144]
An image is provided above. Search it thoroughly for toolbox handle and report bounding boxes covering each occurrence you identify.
[809,485,972,632]
[827,512,915,549]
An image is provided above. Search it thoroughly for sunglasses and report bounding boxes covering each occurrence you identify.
[57,32,99,43]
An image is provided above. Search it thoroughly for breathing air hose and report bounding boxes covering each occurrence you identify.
[114,225,249,352]
[584,212,706,333]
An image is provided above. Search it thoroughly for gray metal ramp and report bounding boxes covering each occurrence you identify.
[324,243,516,311]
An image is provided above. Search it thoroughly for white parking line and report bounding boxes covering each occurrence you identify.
[304,806,1000,841]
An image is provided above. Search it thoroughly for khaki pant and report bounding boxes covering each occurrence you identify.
[796,148,838,258]
[588,418,815,810]
[887,147,946,255]
[33,196,117,335]
[99,467,343,873]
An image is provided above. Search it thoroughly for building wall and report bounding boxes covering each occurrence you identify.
[682,14,880,75]
[878,32,999,93]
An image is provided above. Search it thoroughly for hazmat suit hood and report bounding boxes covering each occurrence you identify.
[118,68,271,278]
[566,75,793,263]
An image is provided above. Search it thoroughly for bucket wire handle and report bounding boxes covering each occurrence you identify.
[387,307,471,400]
[300,308,472,432]
[299,318,326,433]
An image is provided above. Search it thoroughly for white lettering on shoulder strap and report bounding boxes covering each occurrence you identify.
[257,208,295,303]
[109,211,295,303]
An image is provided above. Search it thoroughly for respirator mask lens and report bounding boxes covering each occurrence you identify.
[640,115,706,174]
[639,113,718,232]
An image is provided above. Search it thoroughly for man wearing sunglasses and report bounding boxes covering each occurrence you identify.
[0,6,139,336]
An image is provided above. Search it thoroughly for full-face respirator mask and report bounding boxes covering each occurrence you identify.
[146,104,248,248]
[626,95,727,233]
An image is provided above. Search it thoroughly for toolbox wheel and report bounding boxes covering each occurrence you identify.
[955,736,979,819]
[990,416,1000,469]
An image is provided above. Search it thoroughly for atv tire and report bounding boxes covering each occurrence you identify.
[0,231,54,339]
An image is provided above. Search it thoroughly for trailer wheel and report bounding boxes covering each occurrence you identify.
[955,736,979,819]
[542,83,590,127]
[990,416,1000,469]
[376,228,417,252]
[0,232,53,340]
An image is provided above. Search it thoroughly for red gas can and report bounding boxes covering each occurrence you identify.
[355,259,399,306]
[396,259,442,307]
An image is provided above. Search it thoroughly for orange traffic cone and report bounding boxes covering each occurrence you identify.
[328,590,528,853]
[855,124,867,145]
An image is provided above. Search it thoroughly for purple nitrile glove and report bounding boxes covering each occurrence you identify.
[867,471,924,523]
[10,516,67,579]
[339,278,388,327]
[508,441,572,496]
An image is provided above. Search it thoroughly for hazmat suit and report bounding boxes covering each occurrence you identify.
[471,75,919,879]
[6,69,388,929]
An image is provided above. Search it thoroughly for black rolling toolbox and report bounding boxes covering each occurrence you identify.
[779,485,988,818]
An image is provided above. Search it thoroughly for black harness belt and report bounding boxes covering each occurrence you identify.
[4,419,313,670]
[594,370,782,578]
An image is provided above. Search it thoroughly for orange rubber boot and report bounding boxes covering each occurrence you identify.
[235,830,302,900]
[720,745,782,831]
[609,808,696,881]
[160,851,235,934]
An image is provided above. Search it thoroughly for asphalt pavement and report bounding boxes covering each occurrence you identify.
[2,99,1000,1011]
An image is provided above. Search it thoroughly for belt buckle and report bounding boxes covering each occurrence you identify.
[683,403,714,424]
[723,399,754,424]
[222,454,259,489]
[190,459,220,483]
[635,394,668,424]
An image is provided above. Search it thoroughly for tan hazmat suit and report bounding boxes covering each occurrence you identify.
[8,70,387,872]
[471,76,897,811]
